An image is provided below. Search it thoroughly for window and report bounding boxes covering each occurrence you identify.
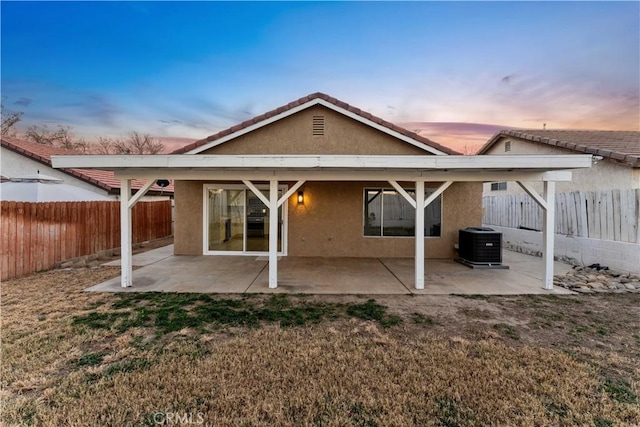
[490,182,507,191]
[364,188,441,237]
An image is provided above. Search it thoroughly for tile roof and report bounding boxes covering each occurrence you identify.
[172,92,459,155]
[1,138,174,195]
[477,129,640,167]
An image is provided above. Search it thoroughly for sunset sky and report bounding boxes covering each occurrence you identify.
[2,1,638,152]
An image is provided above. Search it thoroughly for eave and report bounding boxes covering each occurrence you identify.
[52,154,592,182]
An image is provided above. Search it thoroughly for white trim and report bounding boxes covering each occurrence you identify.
[268,179,278,288]
[52,154,593,171]
[185,101,319,154]
[242,180,270,207]
[114,169,576,183]
[278,180,305,208]
[388,180,417,208]
[181,98,447,155]
[512,180,556,290]
[120,179,132,288]
[415,181,425,290]
[314,99,448,155]
[542,181,556,290]
[127,178,158,209]
[202,183,288,256]
[424,181,453,209]
[516,181,548,211]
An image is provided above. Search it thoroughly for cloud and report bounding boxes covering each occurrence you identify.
[398,122,513,153]
[74,94,122,127]
[501,74,515,84]
[14,97,32,107]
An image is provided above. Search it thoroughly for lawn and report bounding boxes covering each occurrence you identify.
[1,267,639,426]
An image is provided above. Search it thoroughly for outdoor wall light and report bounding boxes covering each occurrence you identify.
[297,190,304,205]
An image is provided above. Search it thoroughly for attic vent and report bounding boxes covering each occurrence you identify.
[505,141,511,152]
[312,115,325,136]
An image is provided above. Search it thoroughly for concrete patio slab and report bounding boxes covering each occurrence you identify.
[88,255,267,293]
[88,246,575,295]
[247,257,410,294]
[103,244,174,267]
[381,250,574,295]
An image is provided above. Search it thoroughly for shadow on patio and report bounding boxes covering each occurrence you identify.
[89,245,573,295]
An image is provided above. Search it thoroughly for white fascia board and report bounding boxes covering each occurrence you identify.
[314,99,448,155]
[185,100,318,154]
[183,98,448,156]
[114,169,574,183]
[52,154,592,171]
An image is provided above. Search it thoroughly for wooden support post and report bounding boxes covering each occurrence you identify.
[543,181,556,290]
[269,179,279,288]
[415,180,425,290]
[120,179,132,288]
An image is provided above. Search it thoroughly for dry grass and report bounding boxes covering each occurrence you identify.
[2,267,639,426]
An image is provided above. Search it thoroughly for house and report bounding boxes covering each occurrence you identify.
[1,138,174,199]
[52,93,591,290]
[478,130,640,194]
[478,129,640,273]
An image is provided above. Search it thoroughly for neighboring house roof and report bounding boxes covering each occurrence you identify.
[172,92,459,155]
[1,138,174,195]
[478,130,640,167]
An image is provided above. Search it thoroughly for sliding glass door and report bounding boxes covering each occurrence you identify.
[205,185,284,255]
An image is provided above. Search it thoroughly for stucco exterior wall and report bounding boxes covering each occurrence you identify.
[173,104,482,258]
[201,105,429,156]
[482,137,637,195]
[174,180,205,255]
[289,181,481,258]
[1,147,113,198]
[174,180,483,258]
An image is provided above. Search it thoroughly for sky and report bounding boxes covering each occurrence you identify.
[1,1,639,152]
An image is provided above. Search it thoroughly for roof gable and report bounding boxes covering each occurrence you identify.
[478,130,640,168]
[172,92,457,156]
[1,138,174,194]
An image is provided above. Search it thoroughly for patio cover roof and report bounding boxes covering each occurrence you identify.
[51,154,592,181]
[52,153,593,292]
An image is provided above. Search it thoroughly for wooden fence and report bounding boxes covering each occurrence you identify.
[1,200,172,280]
[483,189,640,243]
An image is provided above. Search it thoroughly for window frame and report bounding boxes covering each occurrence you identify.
[490,182,507,191]
[362,187,442,238]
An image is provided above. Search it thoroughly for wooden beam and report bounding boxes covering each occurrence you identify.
[115,169,575,183]
[388,180,416,208]
[415,181,425,290]
[120,179,132,288]
[127,178,158,209]
[516,181,548,211]
[242,180,270,207]
[542,181,556,290]
[424,181,453,208]
[269,179,279,288]
[278,180,305,208]
[53,154,592,171]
